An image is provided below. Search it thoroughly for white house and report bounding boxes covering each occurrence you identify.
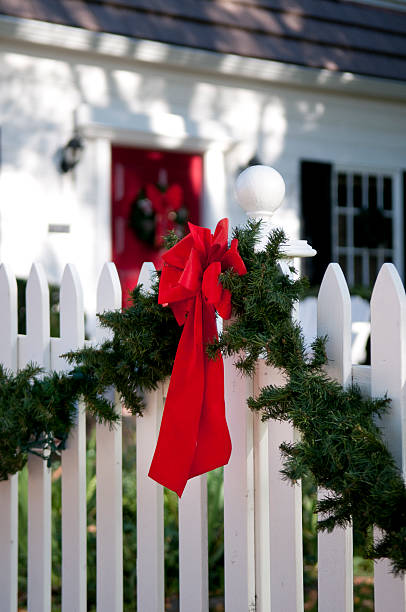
[0,0,405,332]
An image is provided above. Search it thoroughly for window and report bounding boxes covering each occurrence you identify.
[300,161,404,288]
[332,169,396,287]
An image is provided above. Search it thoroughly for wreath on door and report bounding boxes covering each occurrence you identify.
[129,182,189,248]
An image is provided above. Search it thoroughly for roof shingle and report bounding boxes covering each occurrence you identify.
[1,0,405,81]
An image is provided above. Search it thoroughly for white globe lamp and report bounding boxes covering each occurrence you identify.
[235,165,285,221]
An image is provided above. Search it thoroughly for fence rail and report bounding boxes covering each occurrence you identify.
[0,258,405,611]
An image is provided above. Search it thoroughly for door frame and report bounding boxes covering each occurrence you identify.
[76,103,236,275]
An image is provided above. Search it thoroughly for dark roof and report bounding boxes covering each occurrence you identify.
[1,0,406,81]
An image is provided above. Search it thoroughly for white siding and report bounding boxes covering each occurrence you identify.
[0,33,405,331]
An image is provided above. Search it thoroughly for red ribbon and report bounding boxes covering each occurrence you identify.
[148,218,247,496]
[146,184,183,247]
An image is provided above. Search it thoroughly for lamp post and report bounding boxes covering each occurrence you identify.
[234,164,316,611]
[235,164,316,260]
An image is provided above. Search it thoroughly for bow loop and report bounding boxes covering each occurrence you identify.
[202,262,222,305]
[221,238,247,274]
[179,248,203,294]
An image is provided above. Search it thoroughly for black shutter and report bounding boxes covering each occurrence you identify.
[300,160,332,285]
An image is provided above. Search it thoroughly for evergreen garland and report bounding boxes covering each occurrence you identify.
[0,222,405,573]
[0,364,119,479]
[0,275,181,480]
[64,279,181,416]
[208,221,406,574]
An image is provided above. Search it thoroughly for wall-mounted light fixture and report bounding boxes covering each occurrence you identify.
[237,154,262,178]
[59,134,84,173]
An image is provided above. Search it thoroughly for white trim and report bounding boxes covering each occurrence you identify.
[1,15,406,102]
[75,105,234,154]
[75,105,230,274]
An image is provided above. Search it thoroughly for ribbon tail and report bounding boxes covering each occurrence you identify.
[188,302,231,479]
[149,296,232,496]
[149,295,205,496]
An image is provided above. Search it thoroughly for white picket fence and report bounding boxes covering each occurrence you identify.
[0,257,405,612]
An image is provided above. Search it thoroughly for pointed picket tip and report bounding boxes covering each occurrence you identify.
[318,263,352,385]
[25,262,50,336]
[97,263,122,313]
[370,263,406,374]
[371,263,405,311]
[0,263,17,316]
[59,264,84,346]
[61,264,83,306]
[138,262,156,294]
[26,262,49,299]
[19,263,50,369]
[371,263,406,472]
[0,264,18,369]
[318,263,351,312]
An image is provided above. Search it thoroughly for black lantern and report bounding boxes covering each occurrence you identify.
[237,154,262,178]
[60,135,84,173]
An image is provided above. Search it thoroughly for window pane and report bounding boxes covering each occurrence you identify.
[338,214,347,246]
[337,173,347,207]
[368,175,377,210]
[384,254,393,263]
[353,174,362,208]
[354,209,391,249]
[354,255,363,286]
[384,217,393,249]
[339,254,347,276]
[383,176,392,211]
[369,254,378,286]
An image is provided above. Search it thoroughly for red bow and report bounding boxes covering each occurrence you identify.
[146,184,183,247]
[148,219,247,496]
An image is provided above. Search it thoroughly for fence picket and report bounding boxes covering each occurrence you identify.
[371,264,406,611]
[51,265,86,612]
[267,367,304,612]
[95,263,123,612]
[0,264,18,612]
[18,263,52,612]
[179,475,209,612]
[253,362,271,612]
[136,262,165,612]
[223,352,255,612]
[317,264,353,612]
[4,251,406,612]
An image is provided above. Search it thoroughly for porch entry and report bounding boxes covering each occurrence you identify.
[111,146,202,305]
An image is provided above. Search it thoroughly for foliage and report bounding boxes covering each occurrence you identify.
[3,220,406,576]
[65,282,181,417]
[208,221,406,573]
[0,365,118,480]
[0,278,181,480]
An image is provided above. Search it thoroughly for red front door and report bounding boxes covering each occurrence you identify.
[111,146,202,305]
